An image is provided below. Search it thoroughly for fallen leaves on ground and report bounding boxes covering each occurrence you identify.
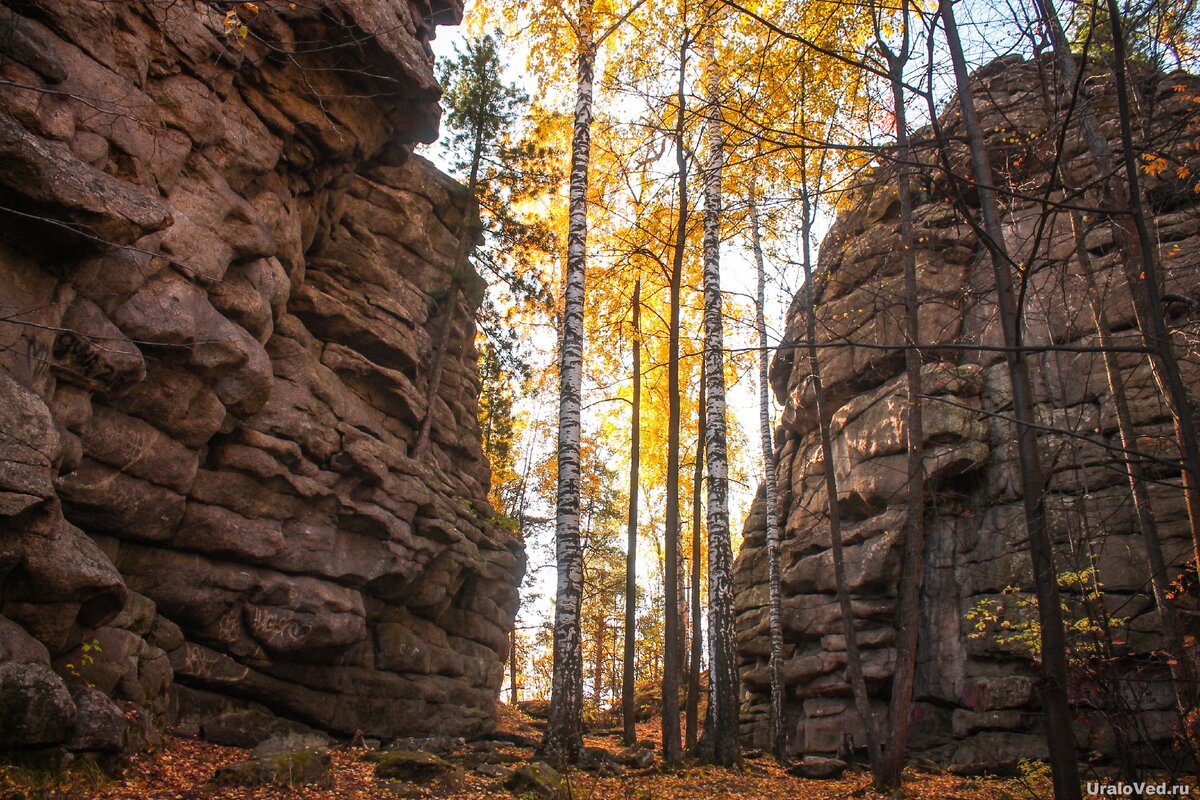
[0,705,1046,800]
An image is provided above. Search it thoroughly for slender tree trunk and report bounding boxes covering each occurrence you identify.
[938,4,1081,797]
[412,126,486,460]
[1069,207,1199,756]
[687,367,706,752]
[1059,451,1142,783]
[509,437,536,708]
[1033,0,1200,567]
[623,279,642,747]
[796,171,885,778]
[510,627,519,703]
[679,546,689,687]
[877,7,925,789]
[1104,0,1200,569]
[412,219,477,461]
[748,185,786,761]
[1032,0,1200,758]
[661,35,690,766]
[595,614,607,708]
[540,5,596,763]
[696,23,740,768]
[611,648,620,703]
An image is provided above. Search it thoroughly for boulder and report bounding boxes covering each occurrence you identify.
[212,747,332,787]
[377,781,426,798]
[476,763,512,778]
[364,749,455,781]
[0,617,50,665]
[65,688,127,752]
[483,730,540,748]
[0,663,75,747]
[617,743,655,769]
[518,699,551,720]
[199,709,325,749]
[388,735,465,754]
[578,745,621,774]
[252,731,333,756]
[948,732,1049,775]
[788,756,848,780]
[504,762,567,799]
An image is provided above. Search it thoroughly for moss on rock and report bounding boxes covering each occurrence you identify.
[212,747,331,787]
[363,749,454,781]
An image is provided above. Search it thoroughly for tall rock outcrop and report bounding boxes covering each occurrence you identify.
[735,56,1200,771]
[0,0,523,750]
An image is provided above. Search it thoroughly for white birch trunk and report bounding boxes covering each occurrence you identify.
[748,189,785,760]
[696,23,740,767]
[540,10,594,763]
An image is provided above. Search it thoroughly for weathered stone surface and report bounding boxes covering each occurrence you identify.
[0,0,521,756]
[388,735,466,754]
[364,749,455,781]
[189,684,370,747]
[213,747,332,788]
[65,687,128,752]
[948,732,1049,775]
[788,756,847,780]
[253,732,334,757]
[735,55,1200,769]
[504,762,568,799]
[962,676,1034,712]
[0,617,51,665]
[0,663,76,747]
[0,111,171,246]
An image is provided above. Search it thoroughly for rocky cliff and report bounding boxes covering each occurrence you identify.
[0,0,523,755]
[735,56,1200,771]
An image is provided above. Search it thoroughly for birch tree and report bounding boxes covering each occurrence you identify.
[540,0,592,756]
[746,180,785,761]
[686,365,706,751]
[542,0,646,762]
[696,14,740,767]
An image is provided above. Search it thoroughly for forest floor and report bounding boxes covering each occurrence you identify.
[0,704,1046,800]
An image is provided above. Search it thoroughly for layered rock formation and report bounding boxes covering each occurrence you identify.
[735,56,1200,770]
[0,0,522,753]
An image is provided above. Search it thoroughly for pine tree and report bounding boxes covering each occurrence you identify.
[419,33,545,459]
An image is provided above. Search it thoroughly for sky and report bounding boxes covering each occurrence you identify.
[422,6,787,692]
[416,0,1072,697]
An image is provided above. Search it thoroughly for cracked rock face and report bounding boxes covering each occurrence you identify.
[0,0,522,747]
[735,56,1200,769]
